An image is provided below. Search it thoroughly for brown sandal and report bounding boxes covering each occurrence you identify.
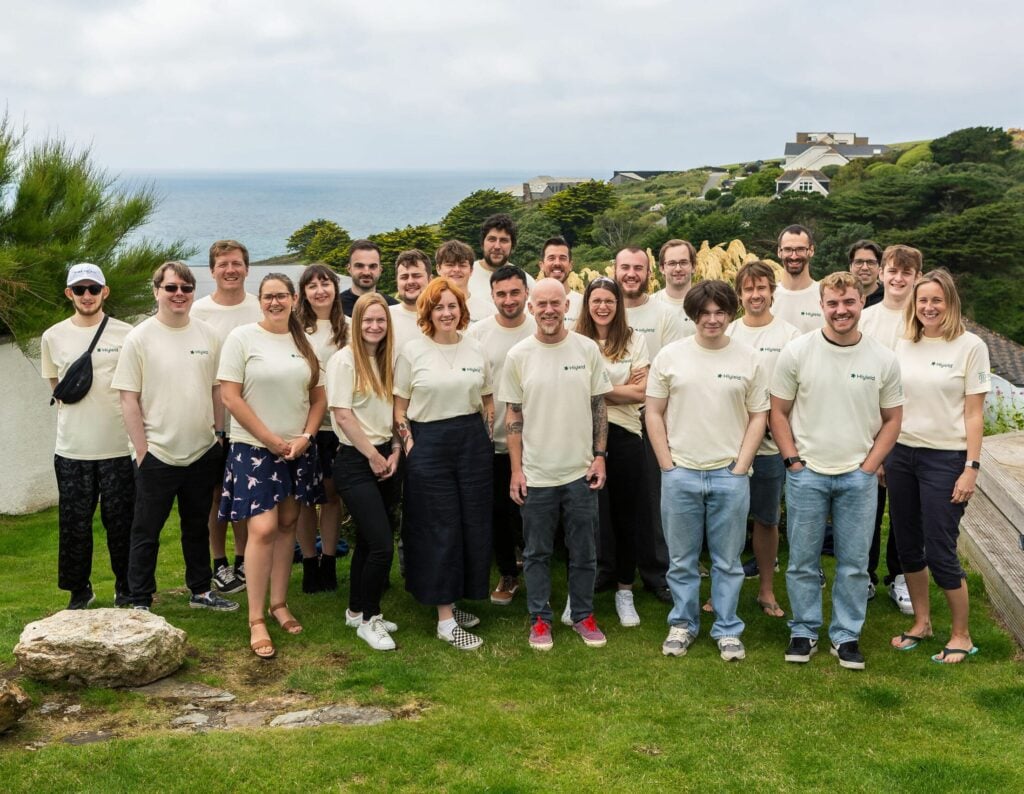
[270,603,303,635]
[249,618,276,659]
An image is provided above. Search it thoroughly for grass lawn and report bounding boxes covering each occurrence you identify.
[1,507,1022,792]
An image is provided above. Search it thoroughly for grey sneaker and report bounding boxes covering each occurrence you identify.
[662,626,694,657]
[212,563,245,594]
[717,636,746,661]
[189,591,239,611]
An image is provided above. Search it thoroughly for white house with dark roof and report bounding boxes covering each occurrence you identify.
[776,132,889,195]
[775,169,831,196]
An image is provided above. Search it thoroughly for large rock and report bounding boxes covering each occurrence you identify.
[14,609,187,687]
[0,679,31,732]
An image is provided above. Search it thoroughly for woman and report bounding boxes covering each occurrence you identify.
[327,294,402,651]
[296,264,349,593]
[218,273,326,659]
[575,277,650,628]
[887,268,990,663]
[394,277,494,650]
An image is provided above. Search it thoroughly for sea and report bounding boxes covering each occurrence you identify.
[120,170,573,297]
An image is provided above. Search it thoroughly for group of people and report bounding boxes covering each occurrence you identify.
[42,212,990,667]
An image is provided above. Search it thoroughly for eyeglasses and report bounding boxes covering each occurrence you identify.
[159,284,195,294]
[852,259,879,268]
[663,260,692,269]
[779,247,810,256]
[260,292,291,303]
[70,284,103,296]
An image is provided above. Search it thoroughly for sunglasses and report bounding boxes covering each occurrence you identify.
[70,284,104,296]
[158,284,195,294]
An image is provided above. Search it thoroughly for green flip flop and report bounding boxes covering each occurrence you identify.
[893,632,929,652]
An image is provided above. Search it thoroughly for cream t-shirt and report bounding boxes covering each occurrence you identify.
[563,289,585,329]
[216,323,321,449]
[774,282,823,334]
[394,335,493,422]
[727,316,801,456]
[600,332,650,437]
[465,314,537,453]
[190,292,262,436]
[326,347,394,446]
[651,289,696,337]
[41,316,134,460]
[112,317,221,466]
[625,297,685,359]
[896,332,991,450]
[389,304,423,361]
[466,289,497,324]
[771,331,904,475]
[469,261,535,303]
[307,318,347,429]
[860,303,907,351]
[498,332,612,487]
[647,337,769,470]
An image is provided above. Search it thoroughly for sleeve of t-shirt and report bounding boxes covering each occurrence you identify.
[661,306,684,347]
[216,328,247,384]
[632,332,651,370]
[645,351,669,399]
[879,352,904,409]
[477,340,494,396]
[497,351,523,406]
[40,331,57,379]
[588,343,613,397]
[327,351,355,410]
[965,338,992,395]
[111,333,142,393]
[770,346,798,400]
[393,349,412,400]
[747,359,771,413]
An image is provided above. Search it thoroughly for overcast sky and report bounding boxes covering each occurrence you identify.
[3,0,1021,173]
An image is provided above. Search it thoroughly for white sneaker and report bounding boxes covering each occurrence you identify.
[560,597,573,626]
[356,615,396,651]
[717,636,746,661]
[346,609,397,632]
[662,625,694,657]
[888,575,914,616]
[614,589,641,627]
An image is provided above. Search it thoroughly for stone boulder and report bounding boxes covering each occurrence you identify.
[0,679,31,732]
[14,608,187,687]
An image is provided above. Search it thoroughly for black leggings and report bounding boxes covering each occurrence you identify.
[335,443,400,617]
[599,424,645,586]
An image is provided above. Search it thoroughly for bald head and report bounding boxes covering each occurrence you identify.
[529,278,570,341]
[531,277,566,302]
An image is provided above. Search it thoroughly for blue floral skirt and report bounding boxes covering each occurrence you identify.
[218,441,324,521]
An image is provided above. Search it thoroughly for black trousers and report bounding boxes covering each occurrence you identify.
[54,455,135,594]
[638,413,670,590]
[335,442,400,618]
[127,444,221,606]
[867,485,903,586]
[492,452,523,578]
[597,424,645,586]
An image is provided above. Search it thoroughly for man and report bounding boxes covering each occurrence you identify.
[614,246,684,602]
[466,265,536,605]
[771,271,903,670]
[341,240,398,317]
[650,238,697,337]
[773,225,824,334]
[646,279,769,661]
[860,244,922,613]
[500,279,612,649]
[435,239,494,322]
[389,249,431,355]
[112,261,237,613]
[849,240,885,308]
[725,261,801,616]
[41,263,135,609]
[467,213,534,301]
[190,240,262,594]
[537,236,583,327]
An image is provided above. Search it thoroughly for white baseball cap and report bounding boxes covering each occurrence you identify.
[67,263,106,286]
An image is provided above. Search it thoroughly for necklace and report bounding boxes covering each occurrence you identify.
[434,337,461,369]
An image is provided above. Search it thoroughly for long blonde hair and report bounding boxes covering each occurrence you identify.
[350,293,394,399]
[905,268,964,343]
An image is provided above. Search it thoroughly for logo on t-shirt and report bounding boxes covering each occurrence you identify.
[564,364,587,372]
[930,361,953,369]
[96,345,121,354]
[461,366,483,374]
[800,310,822,318]
[717,373,743,381]
[759,346,782,353]
[850,372,876,382]
[977,371,991,383]
[633,326,656,334]
[190,349,211,356]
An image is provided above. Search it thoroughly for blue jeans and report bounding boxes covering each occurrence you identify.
[785,466,877,644]
[661,465,749,639]
[520,478,598,624]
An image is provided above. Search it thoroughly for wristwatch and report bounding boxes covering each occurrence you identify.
[593,450,608,458]
[965,460,981,470]
[783,456,805,469]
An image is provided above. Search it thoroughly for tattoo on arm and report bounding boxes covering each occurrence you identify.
[507,404,523,436]
[591,395,608,450]
[397,421,412,449]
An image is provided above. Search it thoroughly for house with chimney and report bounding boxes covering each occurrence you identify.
[775,132,890,196]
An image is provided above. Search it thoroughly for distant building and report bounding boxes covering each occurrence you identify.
[608,171,673,185]
[502,176,594,202]
[775,169,831,196]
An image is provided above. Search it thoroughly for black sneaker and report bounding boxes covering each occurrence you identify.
[67,585,96,610]
[235,561,246,585]
[114,591,132,608]
[784,636,818,663]
[649,586,673,604]
[867,582,877,601]
[742,558,760,578]
[831,640,865,670]
[212,563,245,594]
[189,591,239,611]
